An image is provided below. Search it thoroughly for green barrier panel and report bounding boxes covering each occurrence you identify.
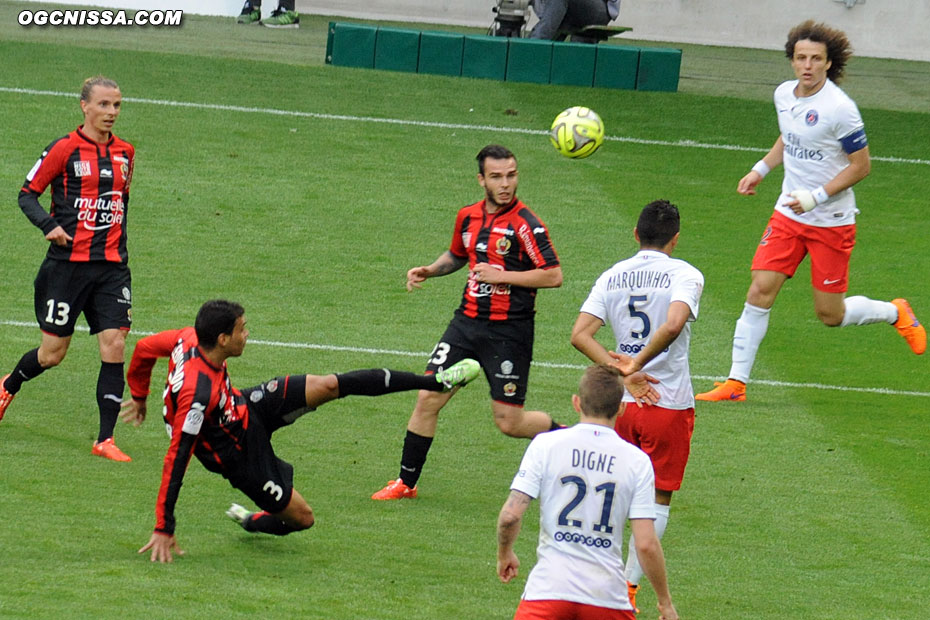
[506,38,552,84]
[375,27,421,73]
[462,35,508,81]
[329,22,377,69]
[550,41,596,87]
[593,45,639,90]
[418,31,465,76]
[325,21,335,64]
[324,23,680,92]
[636,47,681,92]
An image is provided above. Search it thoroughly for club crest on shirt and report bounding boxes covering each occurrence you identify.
[503,382,517,397]
[805,109,819,126]
[73,160,92,177]
[496,236,511,256]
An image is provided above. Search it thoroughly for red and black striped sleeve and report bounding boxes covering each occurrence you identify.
[515,206,560,269]
[448,204,474,259]
[126,328,186,401]
[154,371,212,535]
[18,136,69,234]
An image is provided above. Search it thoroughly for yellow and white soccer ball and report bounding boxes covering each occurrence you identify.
[549,106,605,159]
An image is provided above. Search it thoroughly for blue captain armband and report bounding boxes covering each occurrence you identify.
[840,128,868,154]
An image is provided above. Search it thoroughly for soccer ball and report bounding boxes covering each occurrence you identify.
[549,106,605,159]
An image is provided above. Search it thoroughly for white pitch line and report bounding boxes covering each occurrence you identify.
[1,86,928,166]
[2,318,927,398]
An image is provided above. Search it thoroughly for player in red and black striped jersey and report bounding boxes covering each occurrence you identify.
[0,77,135,462]
[372,145,565,501]
[120,300,480,563]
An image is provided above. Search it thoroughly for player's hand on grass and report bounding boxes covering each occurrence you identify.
[406,266,431,291]
[119,398,146,427]
[497,550,520,583]
[139,531,185,563]
[624,372,660,407]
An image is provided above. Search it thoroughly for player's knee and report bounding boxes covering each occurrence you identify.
[494,415,523,437]
[817,308,843,327]
[295,506,315,530]
[306,374,339,401]
[38,347,66,367]
[286,504,314,531]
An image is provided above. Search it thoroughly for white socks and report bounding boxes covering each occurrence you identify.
[840,295,898,327]
[728,302,771,384]
[625,503,671,586]
[724,297,896,384]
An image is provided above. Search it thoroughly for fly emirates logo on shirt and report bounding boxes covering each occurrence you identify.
[783,131,824,162]
[74,191,125,231]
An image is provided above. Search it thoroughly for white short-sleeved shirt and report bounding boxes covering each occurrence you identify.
[773,78,868,228]
[511,423,656,610]
[580,250,704,409]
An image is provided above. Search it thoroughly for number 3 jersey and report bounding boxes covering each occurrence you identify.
[580,250,704,409]
[126,326,249,534]
[511,423,655,611]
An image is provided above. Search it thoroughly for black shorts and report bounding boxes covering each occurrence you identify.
[33,258,132,336]
[427,314,534,405]
[225,375,313,514]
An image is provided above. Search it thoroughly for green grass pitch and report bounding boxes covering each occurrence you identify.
[0,4,928,618]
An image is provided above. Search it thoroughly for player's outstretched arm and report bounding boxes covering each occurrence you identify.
[139,531,185,564]
[406,251,467,291]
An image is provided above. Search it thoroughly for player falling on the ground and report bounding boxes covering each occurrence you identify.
[372,144,564,501]
[695,19,925,402]
[0,76,135,461]
[571,199,702,612]
[497,365,678,620]
[120,299,480,563]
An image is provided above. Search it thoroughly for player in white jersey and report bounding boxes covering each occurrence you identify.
[497,365,678,620]
[696,20,925,403]
[571,199,702,611]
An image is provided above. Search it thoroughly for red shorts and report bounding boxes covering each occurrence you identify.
[615,403,694,492]
[514,599,635,620]
[751,211,856,293]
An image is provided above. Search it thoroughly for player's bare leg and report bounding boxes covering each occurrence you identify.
[491,401,557,438]
[305,373,341,408]
[812,289,846,326]
[38,331,71,367]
